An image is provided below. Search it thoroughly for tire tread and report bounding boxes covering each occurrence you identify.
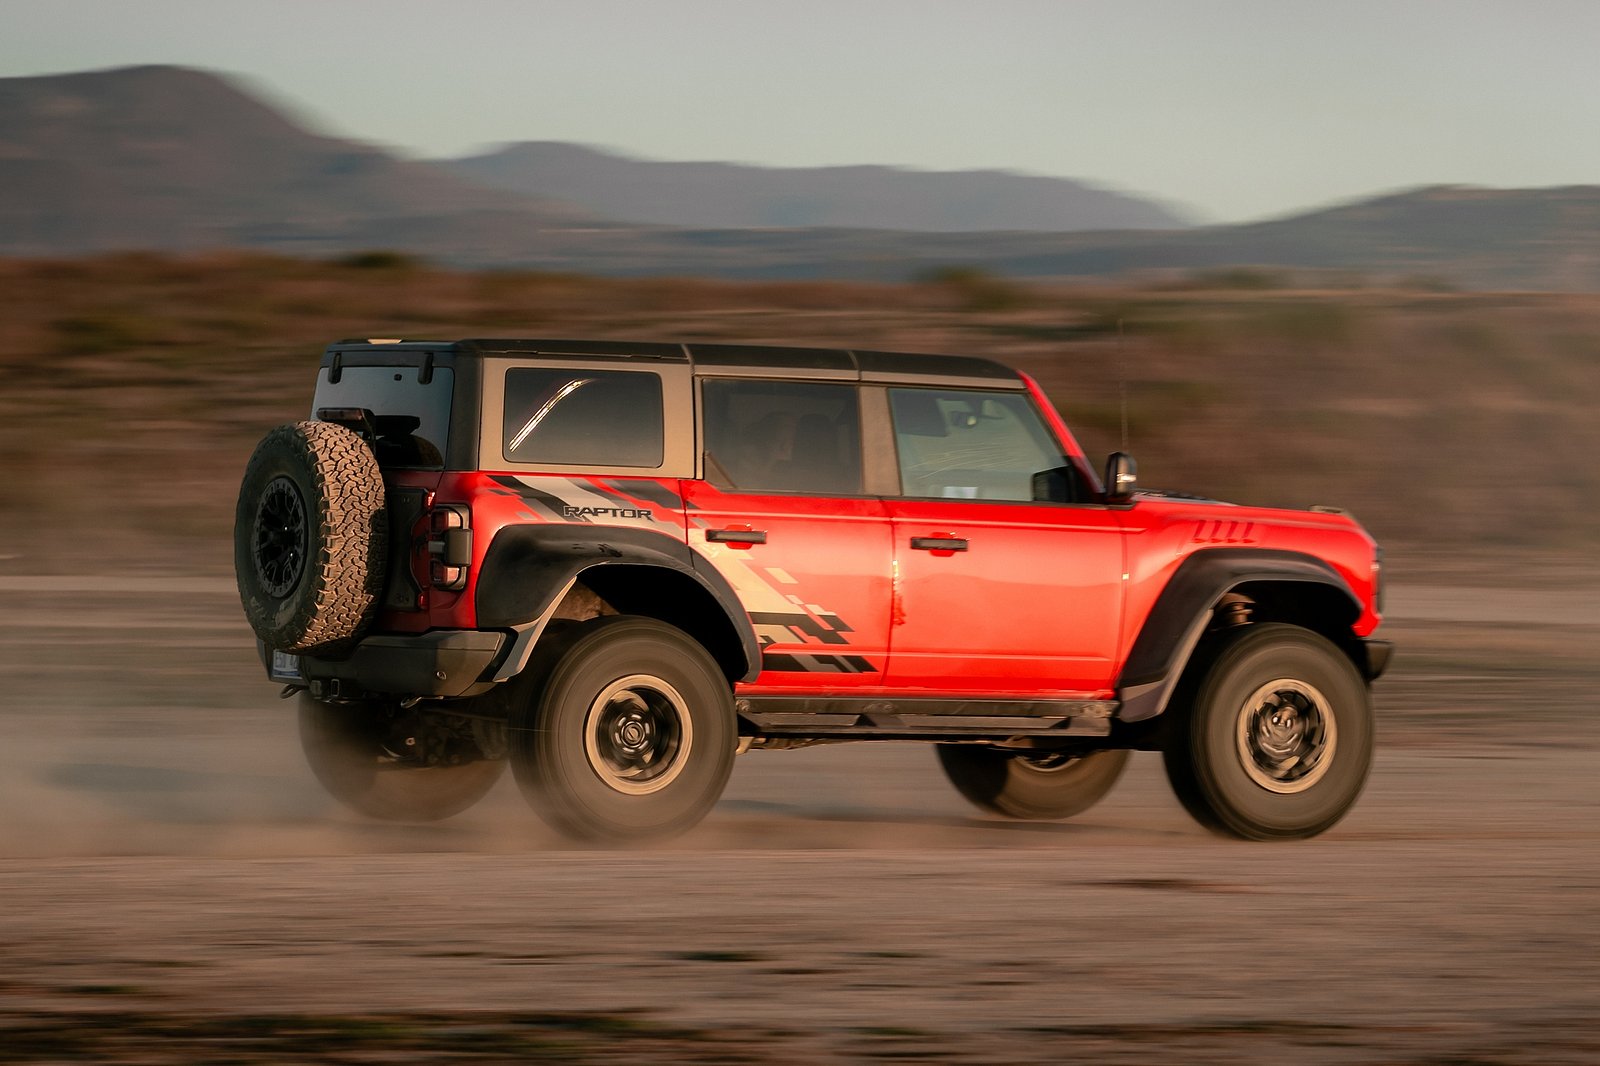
[235,420,388,652]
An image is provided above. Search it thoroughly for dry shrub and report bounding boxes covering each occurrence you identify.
[1,253,1597,575]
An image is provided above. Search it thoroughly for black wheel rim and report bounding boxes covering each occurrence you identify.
[253,476,308,598]
[583,674,692,795]
[1018,750,1084,773]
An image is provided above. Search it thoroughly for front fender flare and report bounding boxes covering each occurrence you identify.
[1116,548,1362,723]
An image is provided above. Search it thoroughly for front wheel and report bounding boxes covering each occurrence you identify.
[298,696,506,822]
[1163,624,1373,840]
[509,617,736,843]
[937,745,1129,820]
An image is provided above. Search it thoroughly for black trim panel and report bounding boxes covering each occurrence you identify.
[323,339,1023,387]
[281,630,506,699]
[853,348,1021,385]
[1363,639,1394,680]
[687,343,855,373]
[461,338,690,361]
[737,695,1116,739]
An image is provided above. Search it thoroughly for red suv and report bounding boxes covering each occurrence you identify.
[236,339,1389,842]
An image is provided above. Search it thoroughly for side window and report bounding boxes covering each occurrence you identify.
[888,387,1068,501]
[503,368,663,467]
[702,379,863,495]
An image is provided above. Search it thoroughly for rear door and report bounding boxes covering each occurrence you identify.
[881,385,1128,698]
[681,377,893,691]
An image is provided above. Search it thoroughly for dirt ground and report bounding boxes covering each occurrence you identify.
[1,577,1597,1063]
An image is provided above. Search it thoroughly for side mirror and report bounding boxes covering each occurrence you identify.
[1104,452,1138,503]
[1031,465,1082,504]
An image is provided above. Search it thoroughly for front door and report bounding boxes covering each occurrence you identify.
[881,385,1128,698]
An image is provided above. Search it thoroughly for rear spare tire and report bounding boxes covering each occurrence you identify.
[235,420,387,652]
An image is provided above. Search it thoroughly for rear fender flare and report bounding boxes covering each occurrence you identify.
[476,525,760,683]
[1116,548,1362,723]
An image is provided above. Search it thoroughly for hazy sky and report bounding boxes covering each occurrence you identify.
[4,0,1599,223]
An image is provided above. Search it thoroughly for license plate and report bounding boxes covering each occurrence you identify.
[270,650,302,681]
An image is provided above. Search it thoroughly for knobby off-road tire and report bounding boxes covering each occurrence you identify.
[235,420,387,653]
[299,696,506,822]
[936,745,1129,820]
[509,616,736,844]
[1163,623,1373,841]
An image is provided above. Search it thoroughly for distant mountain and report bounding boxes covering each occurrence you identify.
[0,65,598,255]
[440,141,1190,232]
[350,183,1600,290]
[862,185,1600,290]
[1188,185,1600,289]
[5,66,1600,289]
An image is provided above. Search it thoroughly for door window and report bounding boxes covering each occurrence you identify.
[887,388,1066,501]
[702,379,863,496]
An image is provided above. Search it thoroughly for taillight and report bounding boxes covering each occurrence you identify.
[427,504,473,591]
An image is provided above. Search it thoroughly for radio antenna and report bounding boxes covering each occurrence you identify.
[1117,317,1129,453]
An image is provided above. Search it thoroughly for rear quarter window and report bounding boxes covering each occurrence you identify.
[502,368,664,467]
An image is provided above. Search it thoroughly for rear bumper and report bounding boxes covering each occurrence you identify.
[259,629,507,699]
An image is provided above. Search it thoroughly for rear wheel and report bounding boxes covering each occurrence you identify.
[509,617,736,843]
[937,745,1129,820]
[298,696,505,822]
[1163,624,1372,840]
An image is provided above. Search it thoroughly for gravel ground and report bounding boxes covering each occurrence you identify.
[0,580,1596,1063]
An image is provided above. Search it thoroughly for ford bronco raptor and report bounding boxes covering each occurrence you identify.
[235,338,1390,842]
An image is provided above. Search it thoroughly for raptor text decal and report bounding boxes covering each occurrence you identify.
[562,505,655,521]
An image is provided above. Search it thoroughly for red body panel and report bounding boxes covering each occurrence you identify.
[681,483,893,692]
[885,499,1126,698]
[380,484,1379,701]
[368,367,1380,702]
[1114,499,1382,655]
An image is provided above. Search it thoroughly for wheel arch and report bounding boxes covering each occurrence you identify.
[476,524,760,684]
[575,564,753,683]
[1116,548,1364,725]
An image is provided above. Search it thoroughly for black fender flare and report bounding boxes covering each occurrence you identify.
[475,524,761,682]
[1116,548,1362,723]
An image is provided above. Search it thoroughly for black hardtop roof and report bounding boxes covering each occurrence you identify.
[323,338,1020,384]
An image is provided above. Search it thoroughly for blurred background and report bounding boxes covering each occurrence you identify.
[2,3,1597,1062]
[4,0,1600,579]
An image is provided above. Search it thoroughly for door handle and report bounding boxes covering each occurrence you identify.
[707,527,768,546]
[910,536,968,552]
